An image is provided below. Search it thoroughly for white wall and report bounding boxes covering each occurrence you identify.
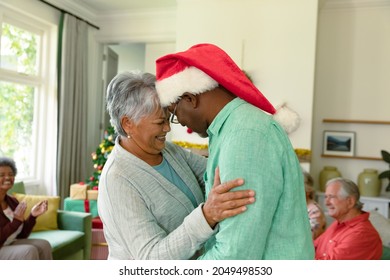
[171,0,318,149]
[312,2,390,195]
[109,43,145,73]
[94,8,176,44]
[144,42,176,74]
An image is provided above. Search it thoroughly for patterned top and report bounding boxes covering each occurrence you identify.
[307,199,326,240]
[199,98,315,260]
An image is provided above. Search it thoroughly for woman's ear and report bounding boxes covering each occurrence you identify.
[121,116,134,135]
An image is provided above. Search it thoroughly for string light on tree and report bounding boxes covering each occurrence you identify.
[86,126,116,190]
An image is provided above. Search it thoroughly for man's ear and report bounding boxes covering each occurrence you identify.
[182,93,199,108]
[346,196,357,210]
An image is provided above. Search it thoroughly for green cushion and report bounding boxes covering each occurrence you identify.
[29,230,85,260]
[7,181,25,195]
[381,246,390,260]
[63,197,99,218]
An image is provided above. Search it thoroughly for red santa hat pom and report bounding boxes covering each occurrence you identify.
[155,43,276,115]
[273,103,301,134]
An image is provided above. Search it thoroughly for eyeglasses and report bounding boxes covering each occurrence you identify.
[170,100,180,124]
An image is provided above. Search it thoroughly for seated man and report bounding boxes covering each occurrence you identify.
[314,177,382,260]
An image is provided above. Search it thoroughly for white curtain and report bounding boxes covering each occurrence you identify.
[57,14,89,201]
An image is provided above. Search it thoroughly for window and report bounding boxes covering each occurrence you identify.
[0,6,58,194]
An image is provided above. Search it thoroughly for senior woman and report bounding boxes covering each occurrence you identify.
[98,71,255,260]
[0,157,52,260]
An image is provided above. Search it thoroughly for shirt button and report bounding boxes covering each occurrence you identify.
[323,253,326,256]
[329,240,333,243]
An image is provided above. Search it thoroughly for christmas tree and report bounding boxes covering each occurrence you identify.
[85,126,116,189]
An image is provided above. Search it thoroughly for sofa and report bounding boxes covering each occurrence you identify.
[8,182,92,260]
[367,210,390,260]
[29,210,92,260]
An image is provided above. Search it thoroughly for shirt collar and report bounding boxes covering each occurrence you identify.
[337,211,369,228]
[207,97,245,138]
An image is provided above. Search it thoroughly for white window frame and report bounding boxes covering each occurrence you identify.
[0,5,58,195]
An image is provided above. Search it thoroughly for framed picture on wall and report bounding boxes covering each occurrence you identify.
[323,131,355,156]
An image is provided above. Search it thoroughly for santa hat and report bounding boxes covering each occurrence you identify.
[155,43,300,133]
[155,43,275,114]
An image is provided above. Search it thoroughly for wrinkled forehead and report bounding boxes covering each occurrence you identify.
[325,182,341,194]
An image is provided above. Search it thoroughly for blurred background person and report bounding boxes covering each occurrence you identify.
[314,177,382,259]
[0,157,52,260]
[303,170,326,239]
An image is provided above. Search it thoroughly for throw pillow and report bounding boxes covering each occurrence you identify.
[12,193,60,232]
[369,210,390,247]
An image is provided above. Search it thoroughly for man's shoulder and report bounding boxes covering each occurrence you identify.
[227,101,271,127]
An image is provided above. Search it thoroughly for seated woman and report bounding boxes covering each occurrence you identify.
[98,71,256,260]
[0,157,52,260]
[303,170,326,240]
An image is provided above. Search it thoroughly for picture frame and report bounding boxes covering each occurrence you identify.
[323,131,355,156]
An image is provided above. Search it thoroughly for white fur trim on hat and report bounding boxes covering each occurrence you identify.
[273,103,301,134]
[156,66,218,107]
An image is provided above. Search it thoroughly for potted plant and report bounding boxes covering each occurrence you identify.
[379,150,390,192]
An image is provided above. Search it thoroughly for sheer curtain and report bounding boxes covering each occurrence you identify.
[57,14,89,202]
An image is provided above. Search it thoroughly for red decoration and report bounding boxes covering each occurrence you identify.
[187,128,193,134]
[92,217,103,229]
[84,200,90,213]
[85,126,115,189]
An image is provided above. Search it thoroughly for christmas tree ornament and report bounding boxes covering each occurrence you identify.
[85,126,116,190]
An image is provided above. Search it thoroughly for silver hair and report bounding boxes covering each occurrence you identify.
[326,177,364,210]
[0,157,17,176]
[106,71,160,137]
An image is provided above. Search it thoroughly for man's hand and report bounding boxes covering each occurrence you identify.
[203,167,255,228]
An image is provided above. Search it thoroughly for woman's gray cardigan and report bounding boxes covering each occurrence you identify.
[98,138,215,259]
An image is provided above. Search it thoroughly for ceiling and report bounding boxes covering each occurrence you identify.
[77,0,177,13]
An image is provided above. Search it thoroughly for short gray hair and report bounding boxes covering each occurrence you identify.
[106,71,160,137]
[326,177,364,210]
[0,157,17,176]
